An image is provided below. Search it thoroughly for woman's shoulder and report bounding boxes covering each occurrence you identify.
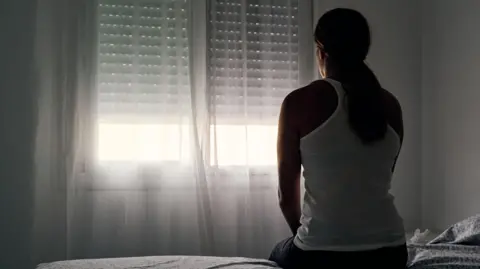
[381,89,402,118]
[285,80,336,103]
[282,80,339,138]
[381,89,401,106]
[282,80,337,120]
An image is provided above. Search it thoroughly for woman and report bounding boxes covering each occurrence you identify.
[269,8,407,269]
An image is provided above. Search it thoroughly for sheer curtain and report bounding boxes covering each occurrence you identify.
[33,0,314,263]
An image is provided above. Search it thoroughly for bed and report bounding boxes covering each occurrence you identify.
[37,256,280,269]
[38,215,480,269]
[407,214,480,268]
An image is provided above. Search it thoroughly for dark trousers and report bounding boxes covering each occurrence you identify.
[269,237,408,269]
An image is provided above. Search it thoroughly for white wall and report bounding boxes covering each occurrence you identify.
[421,0,480,230]
[314,0,423,231]
[0,1,37,268]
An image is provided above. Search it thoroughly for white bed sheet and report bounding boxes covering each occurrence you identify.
[37,256,280,269]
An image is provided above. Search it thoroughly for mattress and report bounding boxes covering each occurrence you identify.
[37,256,280,269]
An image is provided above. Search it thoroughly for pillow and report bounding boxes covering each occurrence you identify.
[408,229,434,244]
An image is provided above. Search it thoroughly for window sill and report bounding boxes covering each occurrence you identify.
[78,162,277,191]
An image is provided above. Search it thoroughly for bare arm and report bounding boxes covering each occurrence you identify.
[385,90,404,172]
[277,94,302,235]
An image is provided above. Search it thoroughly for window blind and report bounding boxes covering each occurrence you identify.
[209,0,300,124]
[98,0,190,123]
[98,0,301,124]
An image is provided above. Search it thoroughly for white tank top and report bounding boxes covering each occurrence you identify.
[293,78,406,251]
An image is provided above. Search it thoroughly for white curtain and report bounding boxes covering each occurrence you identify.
[33,0,314,264]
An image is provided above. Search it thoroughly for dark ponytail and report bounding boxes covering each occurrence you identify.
[315,8,387,144]
[341,62,387,144]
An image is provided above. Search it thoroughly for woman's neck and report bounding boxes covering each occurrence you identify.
[325,67,342,81]
[325,61,363,81]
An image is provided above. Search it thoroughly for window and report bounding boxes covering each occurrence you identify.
[97,0,191,162]
[208,0,299,166]
[209,0,299,123]
[96,0,300,166]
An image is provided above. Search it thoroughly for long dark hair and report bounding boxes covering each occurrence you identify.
[315,8,387,144]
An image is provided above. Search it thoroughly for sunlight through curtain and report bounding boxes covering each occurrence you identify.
[33,0,314,263]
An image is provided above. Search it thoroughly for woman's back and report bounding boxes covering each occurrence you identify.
[269,8,407,269]
[290,78,405,251]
